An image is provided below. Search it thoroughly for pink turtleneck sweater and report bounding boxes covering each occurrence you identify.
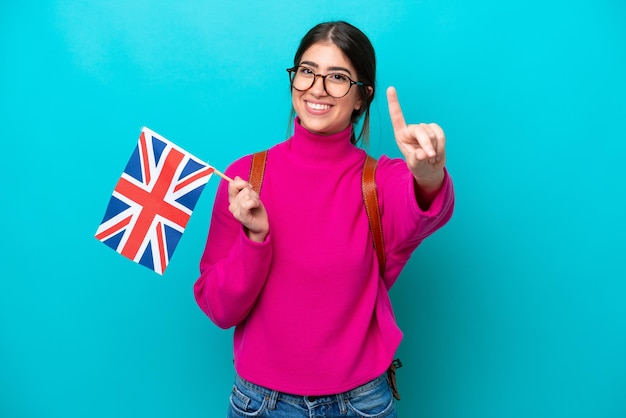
[194,120,454,395]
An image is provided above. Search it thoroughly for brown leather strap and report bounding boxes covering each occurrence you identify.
[362,155,385,277]
[387,359,402,400]
[249,150,268,194]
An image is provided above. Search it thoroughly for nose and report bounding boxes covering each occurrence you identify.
[309,74,327,96]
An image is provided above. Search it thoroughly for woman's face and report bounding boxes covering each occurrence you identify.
[292,42,363,136]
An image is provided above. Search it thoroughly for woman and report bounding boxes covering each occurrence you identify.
[194,21,454,417]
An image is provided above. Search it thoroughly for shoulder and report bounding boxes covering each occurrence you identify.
[374,154,412,181]
[223,154,254,182]
[224,140,288,181]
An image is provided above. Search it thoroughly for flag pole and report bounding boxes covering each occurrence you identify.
[212,168,234,183]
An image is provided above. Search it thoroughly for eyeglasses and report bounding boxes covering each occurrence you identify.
[286,65,366,98]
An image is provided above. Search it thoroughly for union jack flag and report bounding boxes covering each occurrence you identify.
[95,127,214,275]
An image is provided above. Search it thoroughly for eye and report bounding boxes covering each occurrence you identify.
[298,66,315,76]
[328,73,349,83]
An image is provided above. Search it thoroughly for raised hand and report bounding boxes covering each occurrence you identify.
[386,86,446,187]
[227,177,269,242]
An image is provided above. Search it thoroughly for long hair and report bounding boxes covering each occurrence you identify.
[288,21,376,146]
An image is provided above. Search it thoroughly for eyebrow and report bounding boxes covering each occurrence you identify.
[299,61,353,76]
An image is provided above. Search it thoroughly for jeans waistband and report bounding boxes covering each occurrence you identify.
[234,372,388,404]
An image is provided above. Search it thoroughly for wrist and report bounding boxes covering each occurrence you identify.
[246,228,269,243]
[413,169,444,193]
[413,170,445,210]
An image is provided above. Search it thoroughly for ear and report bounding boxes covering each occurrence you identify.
[354,86,374,111]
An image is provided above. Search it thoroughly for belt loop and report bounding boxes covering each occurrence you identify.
[267,390,279,410]
[337,393,347,414]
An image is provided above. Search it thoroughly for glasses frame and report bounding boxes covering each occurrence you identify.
[286,65,366,98]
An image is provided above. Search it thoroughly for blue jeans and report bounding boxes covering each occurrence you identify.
[226,372,397,417]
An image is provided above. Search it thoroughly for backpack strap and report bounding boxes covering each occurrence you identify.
[249,150,385,277]
[249,150,268,194]
[362,155,385,277]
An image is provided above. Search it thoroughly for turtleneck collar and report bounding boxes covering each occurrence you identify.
[284,117,360,167]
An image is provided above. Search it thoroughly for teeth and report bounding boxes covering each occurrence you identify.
[307,102,330,110]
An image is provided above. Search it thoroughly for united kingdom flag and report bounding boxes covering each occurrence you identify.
[95,127,214,275]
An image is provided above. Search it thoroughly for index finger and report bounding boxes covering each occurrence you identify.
[386,86,407,134]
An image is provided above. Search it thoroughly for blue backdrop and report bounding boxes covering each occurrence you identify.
[1,1,625,417]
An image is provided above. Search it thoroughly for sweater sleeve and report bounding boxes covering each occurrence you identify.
[193,157,273,329]
[377,156,455,288]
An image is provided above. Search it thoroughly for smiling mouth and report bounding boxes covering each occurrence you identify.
[306,102,331,111]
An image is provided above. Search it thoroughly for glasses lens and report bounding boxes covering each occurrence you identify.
[291,67,314,91]
[324,73,351,98]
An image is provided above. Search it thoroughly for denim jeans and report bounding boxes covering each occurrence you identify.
[226,372,397,417]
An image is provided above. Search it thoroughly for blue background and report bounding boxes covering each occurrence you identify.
[1,1,625,417]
